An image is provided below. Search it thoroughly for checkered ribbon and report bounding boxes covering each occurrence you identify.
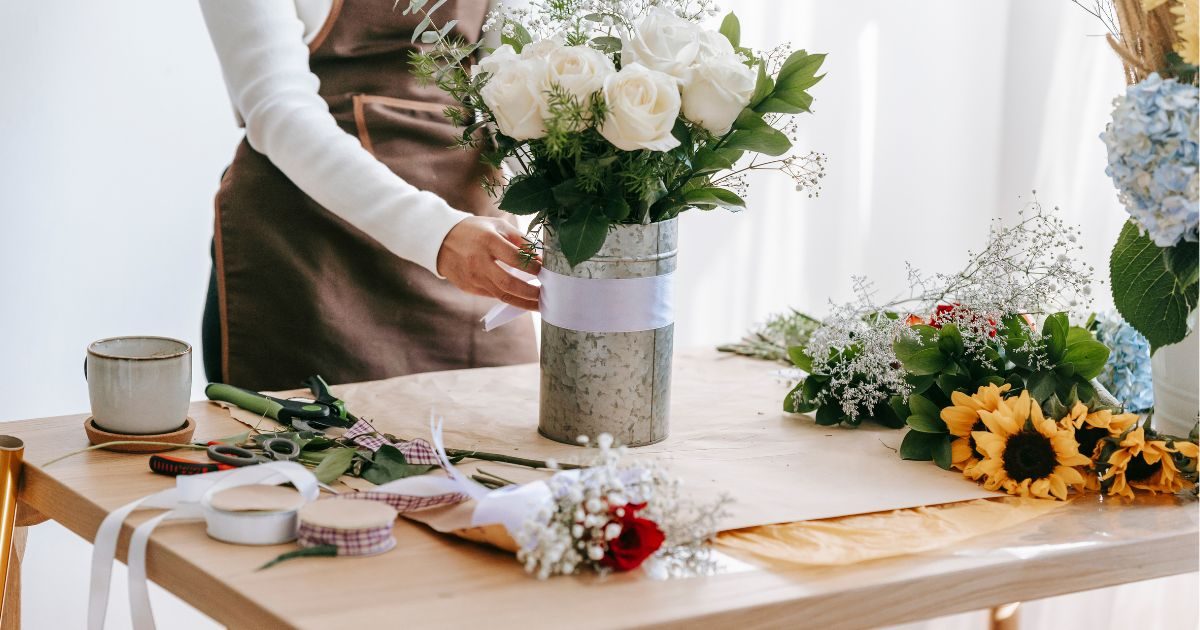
[343,419,443,466]
[345,491,468,513]
[297,521,396,556]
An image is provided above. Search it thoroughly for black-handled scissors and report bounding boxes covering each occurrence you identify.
[207,437,300,467]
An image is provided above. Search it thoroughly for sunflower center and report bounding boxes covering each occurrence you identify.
[967,420,986,456]
[1075,426,1108,459]
[1124,454,1161,482]
[1002,430,1057,482]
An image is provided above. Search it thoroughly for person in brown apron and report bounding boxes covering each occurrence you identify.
[199,0,537,391]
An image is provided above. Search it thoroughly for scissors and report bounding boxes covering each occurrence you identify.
[205,375,352,430]
[206,437,301,467]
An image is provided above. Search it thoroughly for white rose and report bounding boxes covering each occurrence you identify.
[546,45,616,105]
[599,63,681,152]
[480,58,549,141]
[695,29,736,63]
[682,56,756,135]
[521,38,562,60]
[620,7,700,80]
[472,43,518,78]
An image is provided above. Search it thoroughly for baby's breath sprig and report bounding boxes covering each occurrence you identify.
[796,198,1098,424]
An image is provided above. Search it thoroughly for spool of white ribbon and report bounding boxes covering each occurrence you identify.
[482,268,674,334]
[88,461,318,630]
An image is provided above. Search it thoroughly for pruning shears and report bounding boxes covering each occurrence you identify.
[204,375,353,430]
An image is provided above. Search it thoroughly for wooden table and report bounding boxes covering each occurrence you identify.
[8,359,1199,629]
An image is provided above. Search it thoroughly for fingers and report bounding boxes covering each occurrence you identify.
[489,231,542,275]
[486,261,540,303]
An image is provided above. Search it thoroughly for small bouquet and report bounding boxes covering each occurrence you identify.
[407,0,826,265]
[516,434,726,578]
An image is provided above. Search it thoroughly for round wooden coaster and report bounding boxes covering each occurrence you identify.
[210,485,306,513]
[84,416,196,453]
[299,499,398,530]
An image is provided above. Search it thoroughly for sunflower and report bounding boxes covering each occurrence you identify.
[1099,427,1200,498]
[940,383,1012,471]
[967,391,1091,500]
[1060,402,1141,489]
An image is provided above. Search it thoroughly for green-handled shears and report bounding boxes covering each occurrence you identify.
[205,375,352,429]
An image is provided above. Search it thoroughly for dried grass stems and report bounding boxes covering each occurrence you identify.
[1110,0,1181,83]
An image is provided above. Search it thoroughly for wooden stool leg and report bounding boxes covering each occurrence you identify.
[990,602,1021,630]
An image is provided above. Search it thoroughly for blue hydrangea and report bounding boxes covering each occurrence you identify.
[1092,311,1154,412]
[1100,73,1199,247]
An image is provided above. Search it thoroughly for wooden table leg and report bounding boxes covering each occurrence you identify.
[990,602,1021,630]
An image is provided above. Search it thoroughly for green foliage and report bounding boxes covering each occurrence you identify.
[361,445,437,485]
[717,310,823,363]
[312,447,356,484]
[782,312,1112,433]
[1110,220,1199,353]
[408,5,827,266]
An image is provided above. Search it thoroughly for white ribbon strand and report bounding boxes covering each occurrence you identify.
[88,461,318,630]
[483,268,674,334]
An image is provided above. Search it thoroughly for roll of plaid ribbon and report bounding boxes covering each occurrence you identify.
[296,499,399,556]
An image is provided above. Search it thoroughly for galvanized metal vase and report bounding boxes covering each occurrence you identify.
[539,218,678,447]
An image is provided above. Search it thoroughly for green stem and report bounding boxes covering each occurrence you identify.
[474,467,518,486]
[41,442,208,467]
[444,448,580,470]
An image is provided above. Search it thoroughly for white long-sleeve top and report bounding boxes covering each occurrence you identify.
[199,0,495,277]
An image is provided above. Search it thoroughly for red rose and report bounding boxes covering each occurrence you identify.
[600,505,665,572]
[929,304,997,338]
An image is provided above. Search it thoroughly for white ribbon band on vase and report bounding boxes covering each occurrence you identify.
[86,418,556,630]
[482,267,675,333]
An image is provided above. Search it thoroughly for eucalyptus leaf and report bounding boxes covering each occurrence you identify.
[312,447,356,484]
[590,36,622,54]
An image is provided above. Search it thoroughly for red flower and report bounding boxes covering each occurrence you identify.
[600,505,665,572]
[929,304,998,338]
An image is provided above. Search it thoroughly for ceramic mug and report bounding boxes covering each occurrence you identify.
[85,336,192,435]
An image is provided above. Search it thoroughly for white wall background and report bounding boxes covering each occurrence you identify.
[0,1,1194,628]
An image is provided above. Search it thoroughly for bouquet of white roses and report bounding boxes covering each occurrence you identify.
[408,0,826,265]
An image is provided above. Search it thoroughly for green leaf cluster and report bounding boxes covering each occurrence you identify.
[783,344,909,429]
[782,312,1113,445]
[891,314,1111,468]
[1110,220,1199,353]
[417,10,826,267]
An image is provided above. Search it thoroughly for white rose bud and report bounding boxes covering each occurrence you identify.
[546,45,616,107]
[621,7,700,80]
[472,43,519,79]
[587,544,605,561]
[681,55,756,135]
[479,57,549,141]
[572,524,585,538]
[604,522,623,540]
[584,497,604,514]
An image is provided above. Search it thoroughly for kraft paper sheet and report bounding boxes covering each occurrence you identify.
[221,349,1003,531]
[715,497,1064,567]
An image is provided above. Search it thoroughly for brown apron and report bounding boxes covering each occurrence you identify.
[212,0,536,391]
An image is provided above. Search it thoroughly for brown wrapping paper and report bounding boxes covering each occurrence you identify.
[219,349,1000,531]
